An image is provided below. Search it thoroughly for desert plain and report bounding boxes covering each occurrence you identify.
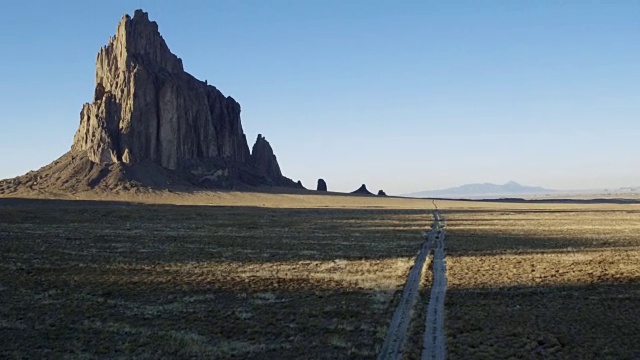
[1,191,639,359]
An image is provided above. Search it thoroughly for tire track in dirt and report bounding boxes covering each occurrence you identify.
[422,214,447,360]
[377,212,440,360]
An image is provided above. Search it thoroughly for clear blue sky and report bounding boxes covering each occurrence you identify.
[0,1,638,194]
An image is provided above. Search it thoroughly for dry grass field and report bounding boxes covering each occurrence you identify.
[1,192,639,359]
[444,204,640,359]
[0,193,433,359]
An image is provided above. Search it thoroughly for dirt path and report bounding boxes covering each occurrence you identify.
[377,212,441,360]
[421,213,447,360]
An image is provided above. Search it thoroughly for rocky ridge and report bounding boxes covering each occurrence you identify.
[352,184,373,195]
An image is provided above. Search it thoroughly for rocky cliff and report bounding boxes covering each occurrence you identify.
[2,9,298,193]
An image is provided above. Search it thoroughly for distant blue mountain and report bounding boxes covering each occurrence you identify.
[405,181,556,199]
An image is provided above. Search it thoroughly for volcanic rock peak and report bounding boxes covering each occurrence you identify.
[73,9,249,168]
[0,9,302,193]
[67,9,296,189]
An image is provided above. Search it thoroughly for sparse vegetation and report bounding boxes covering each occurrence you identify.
[0,195,430,359]
[1,194,639,358]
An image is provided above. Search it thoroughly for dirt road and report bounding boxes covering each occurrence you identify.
[377,212,441,360]
[422,213,447,360]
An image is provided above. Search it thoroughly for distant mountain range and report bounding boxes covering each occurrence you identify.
[405,181,556,199]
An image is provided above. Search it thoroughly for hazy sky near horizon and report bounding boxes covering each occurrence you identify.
[0,1,638,194]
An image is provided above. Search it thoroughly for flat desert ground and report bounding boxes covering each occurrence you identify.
[1,191,639,359]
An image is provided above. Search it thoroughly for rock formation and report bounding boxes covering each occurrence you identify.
[72,10,253,170]
[351,184,373,195]
[378,190,387,196]
[1,9,299,192]
[317,179,327,192]
[250,135,282,182]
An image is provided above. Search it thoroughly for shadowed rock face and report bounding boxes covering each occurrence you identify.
[250,134,282,181]
[317,179,327,192]
[378,190,387,196]
[351,184,373,195]
[65,9,295,189]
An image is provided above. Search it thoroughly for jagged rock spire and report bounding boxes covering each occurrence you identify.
[251,134,283,180]
[72,9,250,170]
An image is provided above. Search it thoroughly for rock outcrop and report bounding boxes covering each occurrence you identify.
[12,9,297,191]
[250,135,282,182]
[351,184,373,195]
[317,179,327,192]
[377,190,387,196]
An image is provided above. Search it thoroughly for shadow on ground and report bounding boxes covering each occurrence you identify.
[442,208,640,256]
[446,281,640,359]
[1,199,639,359]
